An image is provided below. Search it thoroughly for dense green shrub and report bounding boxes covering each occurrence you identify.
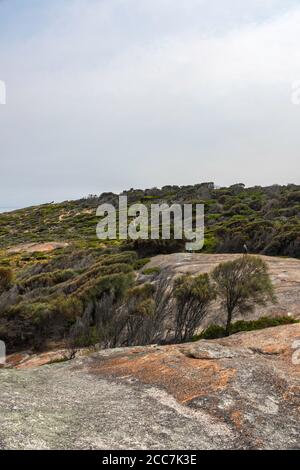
[195,324,226,340]
[133,258,151,270]
[142,266,161,276]
[212,255,276,335]
[124,238,186,257]
[173,273,216,342]
[20,269,76,289]
[0,267,13,293]
[196,316,299,340]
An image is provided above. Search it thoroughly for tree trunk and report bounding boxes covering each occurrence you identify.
[225,309,233,336]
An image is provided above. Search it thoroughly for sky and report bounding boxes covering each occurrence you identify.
[0,0,300,208]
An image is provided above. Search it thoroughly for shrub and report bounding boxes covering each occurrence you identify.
[133,258,151,270]
[0,267,13,294]
[142,267,161,276]
[75,272,135,306]
[21,269,76,290]
[230,316,298,333]
[196,316,299,340]
[124,238,186,257]
[212,255,276,336]
[173,273,216,342]
[195,324,226,340]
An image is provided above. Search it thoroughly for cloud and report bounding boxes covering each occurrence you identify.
[0,0,300,206]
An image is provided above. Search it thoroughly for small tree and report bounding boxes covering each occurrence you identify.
[124,283,156,346]
[0,267,13,295]
[212,255,276,336]
[173,273,216,343]
[122,276,174,346]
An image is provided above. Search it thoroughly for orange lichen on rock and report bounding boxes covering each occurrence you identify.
[230,410,244,429]
[89,347,236,403]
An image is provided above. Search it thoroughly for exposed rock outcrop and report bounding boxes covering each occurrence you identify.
[0,324,299,449]
[7,242,69,254]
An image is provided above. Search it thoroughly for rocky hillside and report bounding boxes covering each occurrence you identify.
[1,182,300,257]
[1,323,299,450]
[0,247,299,353]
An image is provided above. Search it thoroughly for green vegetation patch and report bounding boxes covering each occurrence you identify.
[195,316,299,340]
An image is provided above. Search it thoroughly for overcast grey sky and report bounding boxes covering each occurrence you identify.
[1,0,300,207]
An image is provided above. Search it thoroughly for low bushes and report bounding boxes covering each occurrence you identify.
[20,269,76,290]
[0,267,13,293]
[142,267,161,276]
[173,273,216,342]
[0,248,138,351]
[196,316,299,340]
